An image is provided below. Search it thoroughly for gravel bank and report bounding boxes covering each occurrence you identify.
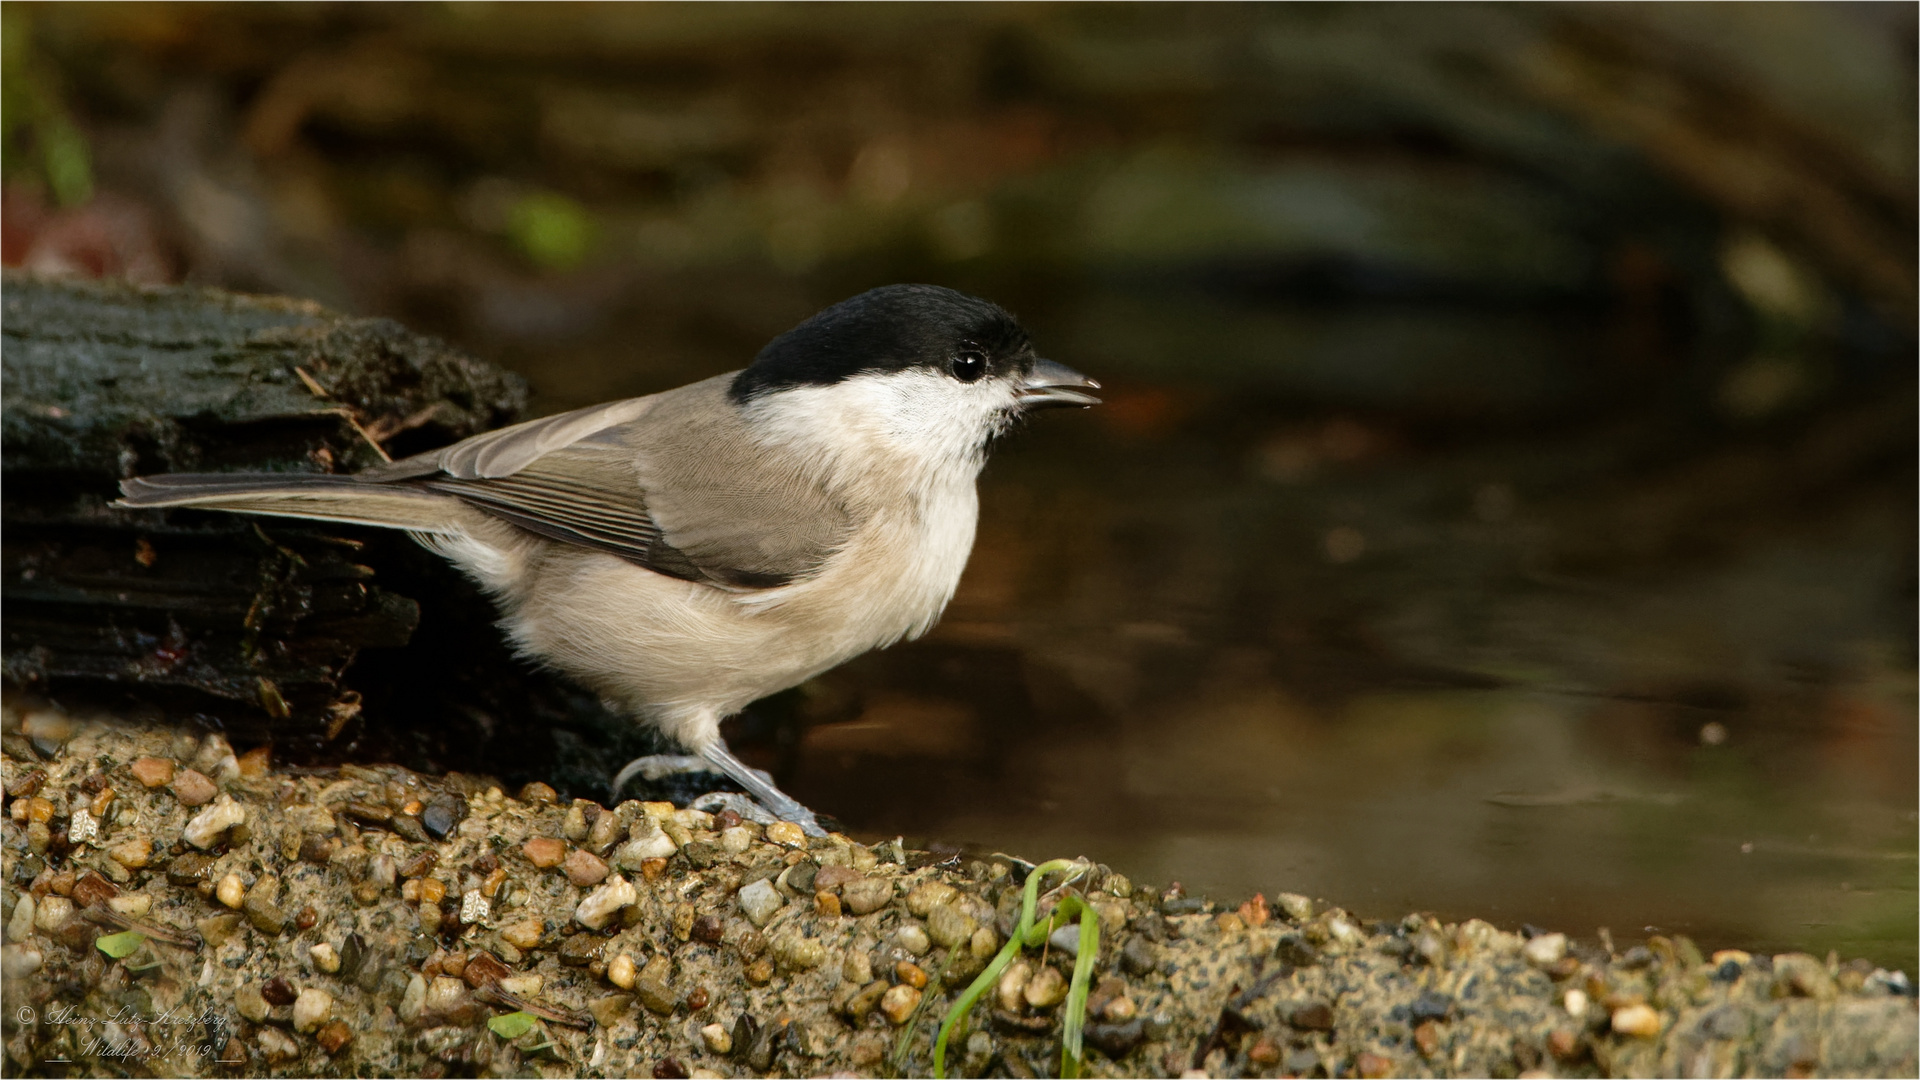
[3,708,1913,1078]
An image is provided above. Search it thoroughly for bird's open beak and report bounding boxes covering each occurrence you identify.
[1017,358,1102,409]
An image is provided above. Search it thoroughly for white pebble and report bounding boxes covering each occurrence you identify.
[107,894,152,919]
[183,795,246,849]
[217,874,246,909]
[67,806,98,845]
[701,1022,733,1055]
[460,889,489,925]
[292,986,332,1032]
[6,894,34,942]
[499,974,542,996]
[1,943,43,979]
[309,941,340,974]
[608,953,637,989]
[719,826,753,854]
[574,874,637,930]
[1564,988,1588,1019]
[34,895,73,934]
[738,879,784,927]
[1523,932,1567,968]
[399,974,427,1022]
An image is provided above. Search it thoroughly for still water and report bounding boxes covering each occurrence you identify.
[492,283,1917,974]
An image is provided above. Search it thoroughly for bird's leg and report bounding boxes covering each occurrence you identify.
[699,741,827,838]
[609,742,827,838]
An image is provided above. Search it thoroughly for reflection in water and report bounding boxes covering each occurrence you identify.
[586,293,1912,973]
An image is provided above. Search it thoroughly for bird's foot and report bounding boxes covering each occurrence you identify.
[609,745,828,838]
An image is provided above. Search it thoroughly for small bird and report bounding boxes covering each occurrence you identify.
[117,284,1099,834]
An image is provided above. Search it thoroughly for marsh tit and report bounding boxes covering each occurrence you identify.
[117,284,1100,834]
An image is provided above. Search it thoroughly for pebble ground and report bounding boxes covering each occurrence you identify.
[3,708,1914,1078]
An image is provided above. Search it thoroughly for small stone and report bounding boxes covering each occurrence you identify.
[310,941,341,973]
[565,849,610,887]
[501,919,543,950]
[636,956,677,1014]
[522,836,568,868]
[880,983,923,1025]
[70,870,116,909]
[423,976,476,1024]
[195,914,242,948]
[183,794,246,849]
[1774,952,1837,999]
[608,953,637,989]
[1414,1020,1440,1056]
[1611,1003,1662,1038]
[1547,1029,1580,1060]
[235,982,270,1023]
[843,979,889,1020]
[815,891,842,917]
[560,933,606,966]
[217,873,246,909]
[5,895,32,942]
[499,974,542,996]
[1248,1036,1283,1065]
[906,881,958,916]
[814,865,860,893]
[844,949,874,984]
[719,826,753,854]
[997,960,1032,1013]
[971,925,1000,960]
[1289,1000,1335,1031]
[104,893,149,919]
[765,821,806,848]
[460,888,489,926]
[1104,995,1137,1022]
[773,931,827,971]
[1563,989,1588,1019]
[421,801,460,840]
[842,876,892,915]
[896,960,928,989]
[129,757,175,788]
[171,768,218,807]
[1523,933,1567,968]
[927,903,975,949]
[519,782,557,804]
[614,832,678,868]
[294,987,333,1033]
[745,957,774,984]
[738,879,784,927]
[589,993,634,1027]
[691,914,724,943]
[33,895,72,934]
[1025,965,1068,1009]
[243,875,286,936]
[895,922,931,956]
[66,806,98,846]
[399,973,427,1023]
[1355,1051,1393,1079]
[574,874,637,930]
[1275,892,1314,922]
[463,950,511,989]
[108,836,152,870]
[257,1026,300,1064]
[316,1020,353,1054]
[701,1022,733,1055]
[262,976,297,1006]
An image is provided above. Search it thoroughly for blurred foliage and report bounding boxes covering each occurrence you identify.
[1,8,93,206]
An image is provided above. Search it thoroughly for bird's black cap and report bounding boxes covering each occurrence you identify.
[730,284,1033,402]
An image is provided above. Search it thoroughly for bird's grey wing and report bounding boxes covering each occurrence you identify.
[411,376,855,587]
[365,394,662,482]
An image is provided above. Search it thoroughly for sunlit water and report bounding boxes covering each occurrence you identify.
[499,287,1917,973]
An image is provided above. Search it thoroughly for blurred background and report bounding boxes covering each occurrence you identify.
[4,3,1914,970]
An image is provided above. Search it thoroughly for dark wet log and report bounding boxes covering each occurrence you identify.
[0,275,545,757]
[1,272,526,746]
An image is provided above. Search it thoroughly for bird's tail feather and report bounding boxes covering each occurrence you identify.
[116,473,461,533]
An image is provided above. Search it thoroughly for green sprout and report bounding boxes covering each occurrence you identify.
[932,858,1101,1079]
[94,930,146,958]
[485,1011,537,1039]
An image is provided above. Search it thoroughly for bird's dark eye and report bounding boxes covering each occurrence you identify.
[949,349,987,383]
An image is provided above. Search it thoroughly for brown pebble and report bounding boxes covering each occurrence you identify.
[1356,1051,1393,1079]
[815,891,842,917]
[896,960,928,989]
[565,848,610,887]
[1547,1029,1581,1060]
[417,878,446,906]
[440,951,468,978]
[880,983,922,1025]
[70,870,118,909]
[640,857,668,881]
[464,950,511,989]
[842,876,892,915]
[1414,1020,1440,1056]
[714,809,741,830]
[691,914,724,943]
[813,865,860,893]
[1289,1000,1335,1031]
[129,757,175,789]
[745,958,774,985]
[1248,1037,1282,1065]
[400,850,438,879]
[295,906,318,931]
[687,986,709,1011]
[237,746,271,778]
[261,976,297,1006]
[171,768,217,807]
[481,866,507,898]
[653,1056,688,1079]
[89,787,115,818]
[518,782,557,805]
[522,836,568,868]
[315,1020,352,1054]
